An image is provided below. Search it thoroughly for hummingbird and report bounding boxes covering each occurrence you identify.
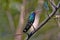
[23,10,40,33]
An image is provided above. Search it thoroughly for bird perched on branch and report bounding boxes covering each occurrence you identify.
[23,10,40,34]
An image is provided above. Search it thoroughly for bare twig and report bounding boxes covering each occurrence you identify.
[26,1,60,40]
[49,0,57,9]
[6,10,15,33]
[5,0,15,33]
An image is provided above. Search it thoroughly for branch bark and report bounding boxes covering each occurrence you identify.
[15,5,25,40]
[14,0,26,40]
[6,10,15,33]
[27,1,60,40]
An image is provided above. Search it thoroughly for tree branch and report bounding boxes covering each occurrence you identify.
[26,1,60,40]
[14,0,26,40]
[6,10,15,33]
[49,0,57,9]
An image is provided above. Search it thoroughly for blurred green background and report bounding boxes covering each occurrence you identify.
[0,0,60,40]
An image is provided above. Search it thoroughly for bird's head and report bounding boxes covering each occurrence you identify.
[34,8,42,14]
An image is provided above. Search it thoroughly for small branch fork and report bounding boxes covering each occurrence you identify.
[26,0,60,40]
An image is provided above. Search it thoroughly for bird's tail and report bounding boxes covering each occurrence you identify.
[23,23,32,33]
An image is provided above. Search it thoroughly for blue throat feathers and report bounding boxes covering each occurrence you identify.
[29,12,36,22]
